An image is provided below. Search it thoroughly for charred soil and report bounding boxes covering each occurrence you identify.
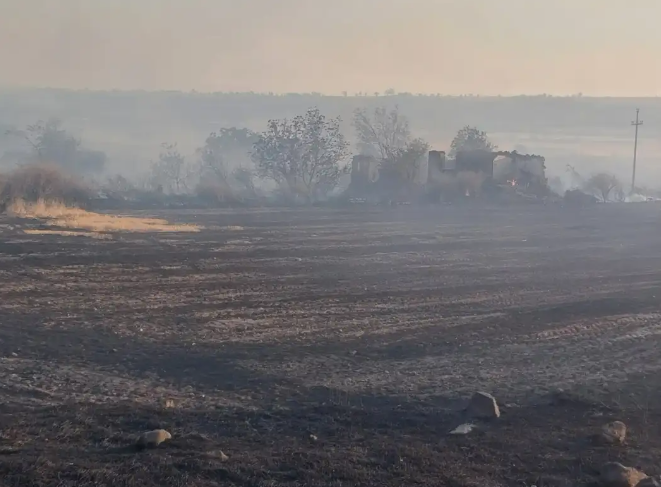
[1,204,661,486]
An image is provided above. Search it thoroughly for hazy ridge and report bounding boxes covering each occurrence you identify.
[1,88,659,184]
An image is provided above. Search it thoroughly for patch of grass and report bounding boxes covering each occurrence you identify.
[8,199,201,233]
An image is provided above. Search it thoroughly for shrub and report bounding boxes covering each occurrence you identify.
[194,181,241,206]
[0,164,91,211]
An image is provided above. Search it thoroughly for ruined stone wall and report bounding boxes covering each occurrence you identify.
[349,155,379,191]
[427,150,447,183]
[455,150,496,177]
[494,154,547,187]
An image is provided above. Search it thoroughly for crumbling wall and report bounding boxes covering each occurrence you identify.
[455,150,497,177]
[427,151,446,183]
[494,152,547,190]
[348,155,379,193]
[351,155,378,182]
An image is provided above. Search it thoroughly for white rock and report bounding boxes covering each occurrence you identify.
[449,423,476,435]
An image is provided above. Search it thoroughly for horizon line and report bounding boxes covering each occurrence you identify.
[1,85,661,99]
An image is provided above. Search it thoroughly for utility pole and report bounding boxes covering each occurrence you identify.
[631,108,643,194]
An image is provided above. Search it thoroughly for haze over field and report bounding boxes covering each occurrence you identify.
[5,4,661,484]
[0,0,659,185]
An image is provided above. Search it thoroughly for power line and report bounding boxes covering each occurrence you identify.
[631,108,643,194]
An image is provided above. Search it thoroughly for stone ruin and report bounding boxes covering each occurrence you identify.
[347,148,549,201]
[428,149,547,191]
[348,155,379,193]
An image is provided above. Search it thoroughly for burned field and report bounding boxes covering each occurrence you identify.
[1,204,661,486]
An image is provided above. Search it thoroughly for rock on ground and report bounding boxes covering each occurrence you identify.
[600,462,648,487]
[467,392,500,419]
[601,420,627,444]
[136,429,172,449]
[204,450,229,462]
[449,423,476,435]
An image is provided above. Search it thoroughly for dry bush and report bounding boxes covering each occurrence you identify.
[103,174,137,199]
[0,164,90,210]
[272,180,316,204]
[584,173,623,202]
[7,199,200,233]
[194,181,241,205]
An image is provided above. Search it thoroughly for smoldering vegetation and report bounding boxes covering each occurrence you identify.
[2,97,658,213]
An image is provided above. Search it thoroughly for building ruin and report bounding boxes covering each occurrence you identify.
[349,148,548,199]
[428,149,547,189]
[348,154,379,193]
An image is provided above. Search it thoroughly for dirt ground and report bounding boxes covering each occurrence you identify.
[1,203,661,486]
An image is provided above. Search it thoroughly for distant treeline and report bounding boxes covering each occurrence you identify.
[1,88,659,182]
[2,88,660,135]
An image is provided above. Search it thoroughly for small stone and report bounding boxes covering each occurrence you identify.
[204,450,229,462]
[468,392,500,419]
[449,423,475,435]
[309,434,318,442]
[600,462,647,487]
[10,352,17,357]
[136,429,172,449]
[602,421,627,444]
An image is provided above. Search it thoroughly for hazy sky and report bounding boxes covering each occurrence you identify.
[1,0,659,96]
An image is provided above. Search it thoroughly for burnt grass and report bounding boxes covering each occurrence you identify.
[1,204,661,486]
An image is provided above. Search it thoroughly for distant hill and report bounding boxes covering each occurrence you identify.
[1,88,659,185]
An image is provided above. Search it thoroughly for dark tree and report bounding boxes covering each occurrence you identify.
[449,125,496,158]
[197,127,259,182]
[5,119,106,174]
[149,143,191,193]
[352,105,412,160]
[252,107,349,201]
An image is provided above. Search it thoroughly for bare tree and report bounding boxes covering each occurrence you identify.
[584,172,622,202]
[149,143,191,194]
[353,106,429,191]
[251,107,349,201]
[565,164,585,189]
[352,106,411,160]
